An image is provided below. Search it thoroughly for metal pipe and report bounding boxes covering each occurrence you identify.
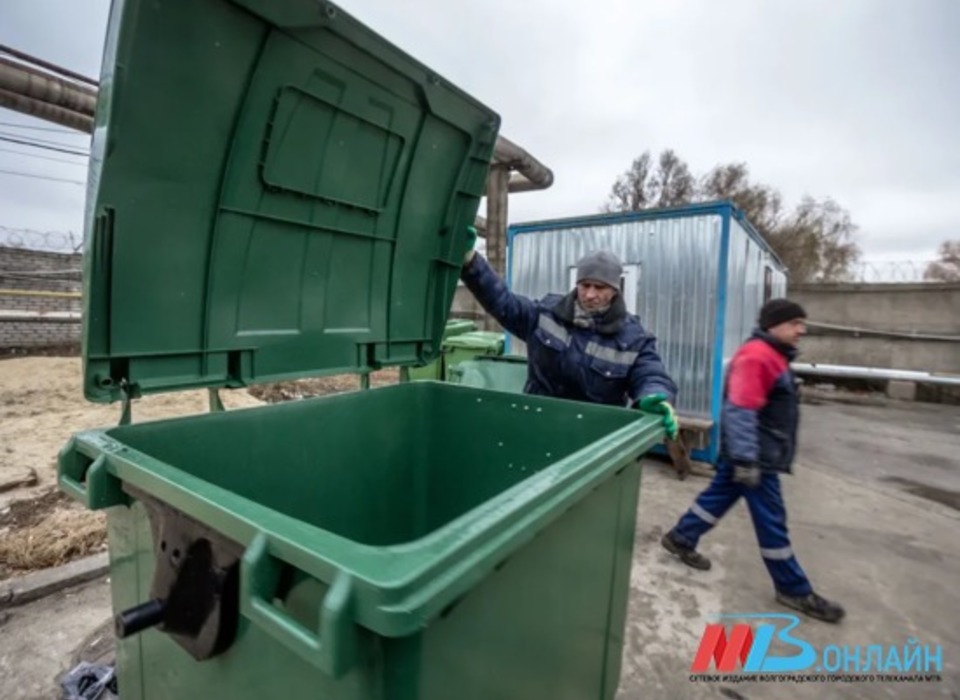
[793,362,960,387]
[485,165,510,279]
[493,135,554,192]
[806,320,960,343]
[506,172,549,193]
[0,43,99,87]
[115,599,166,638]
[0,87,94,133]
[0,56,97,117]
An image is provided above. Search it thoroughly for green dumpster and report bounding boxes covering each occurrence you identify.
[408,319,476,382]
[443,318,478,338]
[448,355,529,393]
[440,330,505,379]
[58,2,665,699]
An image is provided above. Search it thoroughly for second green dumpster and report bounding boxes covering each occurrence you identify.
[440,330,505,380]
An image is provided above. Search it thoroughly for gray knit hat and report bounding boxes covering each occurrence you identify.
[576,251,623,289]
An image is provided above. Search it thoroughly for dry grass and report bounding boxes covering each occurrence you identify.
[0,490,106,579]
[0,356,265,507]
[249,368,400,403]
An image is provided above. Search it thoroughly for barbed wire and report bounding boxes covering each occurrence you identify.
[0,226,82,253]
[840,260,940,284]
[0,228,946,285]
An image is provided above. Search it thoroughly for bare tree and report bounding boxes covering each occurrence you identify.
[766,197,860,282]
[698,163,782,237]
[650,149,696,208]
[924,240,960,282]
[604,152,861,282]
[603,152,654,213]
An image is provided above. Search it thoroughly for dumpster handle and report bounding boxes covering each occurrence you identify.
[58,453,128,510]
[240,533,357,678]
[59,466,90,504]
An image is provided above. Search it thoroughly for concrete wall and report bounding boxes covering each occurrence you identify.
[790,283,960,374]
[0,247,82,348]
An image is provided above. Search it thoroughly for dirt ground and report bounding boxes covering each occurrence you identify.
[0,356,397,579]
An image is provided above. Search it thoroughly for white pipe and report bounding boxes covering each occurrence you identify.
[793,362,960,387]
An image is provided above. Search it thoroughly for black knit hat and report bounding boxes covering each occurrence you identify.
[759,298,807,331]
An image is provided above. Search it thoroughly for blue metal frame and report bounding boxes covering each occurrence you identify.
[644,203,730,465]
[728,206,785,269]
[500,200,775,466]
[508,200,738,235]
[706,206,732,464]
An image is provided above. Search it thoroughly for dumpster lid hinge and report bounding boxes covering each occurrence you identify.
[118,379,141,426]
[208,388,225,412]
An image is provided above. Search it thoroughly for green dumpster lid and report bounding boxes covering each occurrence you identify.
[81,0,499,403]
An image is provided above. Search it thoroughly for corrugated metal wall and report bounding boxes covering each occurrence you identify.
[508,213,723,418]
[721,219,788,366]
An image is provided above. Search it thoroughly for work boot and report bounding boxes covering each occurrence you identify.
[776,591,846,623]
[661,530,712,570]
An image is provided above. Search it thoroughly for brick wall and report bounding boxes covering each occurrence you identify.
[0,319,81,347]
[0,246,82,348]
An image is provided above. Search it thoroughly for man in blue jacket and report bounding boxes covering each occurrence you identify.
[460,233,679,437]
[661,299,845,623]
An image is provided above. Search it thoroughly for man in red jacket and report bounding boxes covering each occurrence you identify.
[661,299,845,623]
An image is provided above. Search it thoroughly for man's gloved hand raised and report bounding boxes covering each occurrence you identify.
[463,225,477,265]
[732,462,762,488]
[637,393,679,440]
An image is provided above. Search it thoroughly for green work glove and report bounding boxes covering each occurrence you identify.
[464,225,477,265]
[637,393,679,440]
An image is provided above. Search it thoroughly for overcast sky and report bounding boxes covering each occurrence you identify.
[1,0,957,262]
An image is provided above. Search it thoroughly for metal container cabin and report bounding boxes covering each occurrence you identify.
[505,201,788,464]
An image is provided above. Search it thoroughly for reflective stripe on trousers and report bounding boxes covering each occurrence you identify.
[670,458,812,597]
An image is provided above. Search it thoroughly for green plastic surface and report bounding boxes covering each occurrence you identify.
[440,319,477,338]
[442,330,505,351]
[82,0,499,403]
[102,456,644,700]
[447,355,529,393]
[440,330,504,378]
[407,318,476,382]
[60,382,662,697]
